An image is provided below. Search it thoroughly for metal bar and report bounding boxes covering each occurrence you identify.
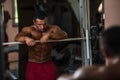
[2,37,85,45]
[79,0,92,66]
[6,70,18,80]
[0,3,5,80]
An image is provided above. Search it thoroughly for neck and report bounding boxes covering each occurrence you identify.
[105,56,120,66]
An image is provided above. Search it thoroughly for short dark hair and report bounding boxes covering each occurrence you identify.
[33,10,47,20]
[100,26,120,56]
[33,3,48,20]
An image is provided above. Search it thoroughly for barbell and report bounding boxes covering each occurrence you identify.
[2,37,86,46]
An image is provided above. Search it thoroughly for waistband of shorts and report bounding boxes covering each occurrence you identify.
[28,58,51,63]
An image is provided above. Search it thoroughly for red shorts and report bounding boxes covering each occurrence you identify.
[26,60,57,80]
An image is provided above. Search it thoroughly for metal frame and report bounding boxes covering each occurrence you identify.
[79,0,92,66]
[0,1,93,79]
[0,2,5,80]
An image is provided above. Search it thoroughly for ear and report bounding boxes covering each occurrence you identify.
[33,20,35,23]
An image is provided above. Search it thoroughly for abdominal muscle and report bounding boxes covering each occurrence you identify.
[28,43,52,62]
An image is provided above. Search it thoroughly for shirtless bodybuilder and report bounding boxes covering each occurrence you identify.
[15,11,68,80]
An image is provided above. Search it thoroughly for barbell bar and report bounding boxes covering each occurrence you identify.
[2,37,86,46]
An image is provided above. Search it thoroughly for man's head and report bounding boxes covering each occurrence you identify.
[100,26,120,57]
[33,10,48,32]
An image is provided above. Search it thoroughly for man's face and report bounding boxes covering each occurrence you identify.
[34,18,47,32]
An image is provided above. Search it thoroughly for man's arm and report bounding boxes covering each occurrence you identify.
[15,27,31,41]
[15,27,36,46]
[40,25,68,43]
[48,25,68,40]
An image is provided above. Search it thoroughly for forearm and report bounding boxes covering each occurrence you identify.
[15,32,31,42]
[15,35,29,42]
[60,31,68,39]
[15,27,32,41]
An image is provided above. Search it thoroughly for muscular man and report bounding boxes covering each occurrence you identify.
[57,26,120,80]
[15,10,67,80]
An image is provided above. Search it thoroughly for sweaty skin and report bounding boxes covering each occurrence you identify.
[15,24,67,62]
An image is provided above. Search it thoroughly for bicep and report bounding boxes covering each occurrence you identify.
[15,27,31,41]
[49,26,68,39]
[17,27,31,36]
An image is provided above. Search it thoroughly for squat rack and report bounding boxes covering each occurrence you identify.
[0,2,6,80]
[0,0,92,80]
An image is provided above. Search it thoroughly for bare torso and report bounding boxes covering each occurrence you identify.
[15,24,67,62]
[28,26,52,62]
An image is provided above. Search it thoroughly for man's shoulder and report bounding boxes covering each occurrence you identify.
[72,65,103,79]
[47,25,61,32]
[21,26,33,32]
[57,65,102,80]
[74,65,120,80]
[75,65,99,75]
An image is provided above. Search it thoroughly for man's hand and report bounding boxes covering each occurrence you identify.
[24,37,36,46]
[40,33,49,43]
